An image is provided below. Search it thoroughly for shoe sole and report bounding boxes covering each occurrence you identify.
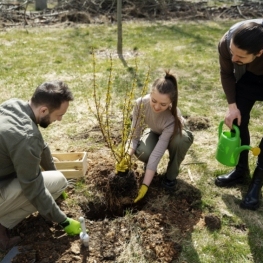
[215,178,245,188]
[162,183,177,192]
[240,202,259,211]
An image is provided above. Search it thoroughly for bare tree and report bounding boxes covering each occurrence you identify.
[117,0,127,66]
[117,0,122,55]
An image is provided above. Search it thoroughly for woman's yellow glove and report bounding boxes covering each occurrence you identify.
[134,184,148,203]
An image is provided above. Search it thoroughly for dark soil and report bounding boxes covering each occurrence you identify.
[185,116,210,131]
[9,150,203,263]
[0,117,220,263]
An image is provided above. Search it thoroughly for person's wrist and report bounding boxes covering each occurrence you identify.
[59,218,69,228]
[128,147,135,156]
[228,103,237,110]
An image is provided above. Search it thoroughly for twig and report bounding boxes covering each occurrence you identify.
[23,0,29,26]
[183,162,206,165]
[237,5,247,19]
[187,168,194,183]
[56,233,67,239]
[217,8,228,18]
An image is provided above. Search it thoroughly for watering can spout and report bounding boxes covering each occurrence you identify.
[234,145,252,156]
[235,146,261,156]
[234,145,261,161]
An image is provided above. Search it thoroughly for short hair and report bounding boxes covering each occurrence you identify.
[233,22,263,55]
[31,81,74,112]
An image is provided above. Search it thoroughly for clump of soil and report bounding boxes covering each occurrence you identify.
[185,116,210,131]
[80,169,138,219]
[107,170,138,206]
[205,214,221,231]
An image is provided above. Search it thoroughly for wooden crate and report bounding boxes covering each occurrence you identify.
[52,152,88,179]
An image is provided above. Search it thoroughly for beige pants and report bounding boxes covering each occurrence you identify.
[0,171,67,229]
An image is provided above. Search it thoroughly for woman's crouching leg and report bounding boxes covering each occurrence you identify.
[166,129,194,181]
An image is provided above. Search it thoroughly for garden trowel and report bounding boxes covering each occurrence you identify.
[0,246,36,263]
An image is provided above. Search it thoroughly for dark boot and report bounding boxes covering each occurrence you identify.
[240,166,263,210]
[215,166,250,187]
[0,223,21,252]
[162,176,177,190]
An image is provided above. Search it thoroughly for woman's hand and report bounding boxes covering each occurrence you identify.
[134,184,148,203]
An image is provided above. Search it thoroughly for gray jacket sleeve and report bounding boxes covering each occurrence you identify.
[10,135,66,224]
[40,142,56,171]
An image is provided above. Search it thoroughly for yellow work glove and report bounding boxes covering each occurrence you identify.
[134,184,148,203]
[115,154,131,173]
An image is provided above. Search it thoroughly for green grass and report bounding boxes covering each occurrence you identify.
[1,18,263,262]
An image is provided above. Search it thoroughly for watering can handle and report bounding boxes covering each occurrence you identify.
[218,121,240,139]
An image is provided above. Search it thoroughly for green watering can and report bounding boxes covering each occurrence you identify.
[216,121,261,167]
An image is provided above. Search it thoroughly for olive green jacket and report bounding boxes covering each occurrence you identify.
[0,99,66,223]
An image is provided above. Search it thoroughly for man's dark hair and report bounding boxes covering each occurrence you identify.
[31,81,74,112]
[233,22,263,55]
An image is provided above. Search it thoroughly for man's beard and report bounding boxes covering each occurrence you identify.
[233,61,244,66]
[39,114,51,128]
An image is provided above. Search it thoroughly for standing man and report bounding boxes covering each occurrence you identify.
[0,81,81,252]
[215,19,263,210]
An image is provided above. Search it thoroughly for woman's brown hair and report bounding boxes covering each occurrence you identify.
[151,70,182,137]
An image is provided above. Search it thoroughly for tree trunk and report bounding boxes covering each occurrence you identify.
[117,0,122,55]
[35,0,47,11]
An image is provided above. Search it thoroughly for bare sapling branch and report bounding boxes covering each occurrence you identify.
[89,50,150,175]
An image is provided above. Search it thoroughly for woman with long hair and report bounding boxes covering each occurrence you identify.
[126,71,194,202]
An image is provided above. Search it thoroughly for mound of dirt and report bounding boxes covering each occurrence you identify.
[185,116,210,131]
[8,149,203,263]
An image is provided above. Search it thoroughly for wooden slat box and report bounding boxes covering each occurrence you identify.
[52,152,87,179]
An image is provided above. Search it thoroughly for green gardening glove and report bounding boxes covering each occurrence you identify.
[134,184,148,203]
[59,217,81,236]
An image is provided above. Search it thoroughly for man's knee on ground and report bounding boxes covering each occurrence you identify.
[56,171,68,189]
[43,171,68,195]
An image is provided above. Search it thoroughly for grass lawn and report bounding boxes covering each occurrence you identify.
[1,18,263,262]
